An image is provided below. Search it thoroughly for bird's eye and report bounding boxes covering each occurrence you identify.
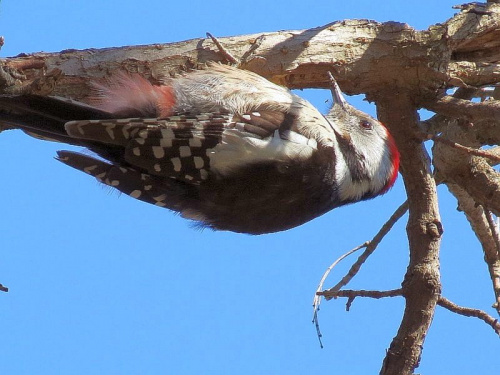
[360,120,373,130]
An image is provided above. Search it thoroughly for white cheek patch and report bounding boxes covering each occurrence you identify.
[208,130,317,175]
[336,132,393,202]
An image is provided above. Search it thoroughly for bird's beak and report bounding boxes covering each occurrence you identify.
[327,72,348,112]
[325,72,353,143]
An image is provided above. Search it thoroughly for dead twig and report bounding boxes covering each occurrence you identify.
[317,288,403,311]
[312,242,367,348]
[438,296,500,335]
[485,210,500,256]
[312,201,408,348]
[313,242,368,310]
[328,201,408,294]
[206,32,240,65]
[420,132,500,164]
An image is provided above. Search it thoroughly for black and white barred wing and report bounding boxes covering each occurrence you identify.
[59,111,318,208]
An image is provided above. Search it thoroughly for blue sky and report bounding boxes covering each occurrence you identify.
[1,1,499,374]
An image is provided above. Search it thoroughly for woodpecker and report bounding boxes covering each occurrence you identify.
[0,64,399,234]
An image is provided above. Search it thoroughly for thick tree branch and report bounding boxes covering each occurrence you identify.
[421,132,500,164]
[423,96,500,123]
[377,90,442,375]
[1,3,499,99]
[447,183,500,316]
[445,155,500,216]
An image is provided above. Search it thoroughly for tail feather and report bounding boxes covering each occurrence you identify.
[56,150,189,210]
[0,95,114,145]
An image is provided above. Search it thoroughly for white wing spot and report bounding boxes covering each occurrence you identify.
[193,156,204,169]
[105,124,116,140]
[76,123,86,135]
[154,164,162,172]
[135,138,145,145]
[153,194,167,202]
[122,126,130,139]
[242,114,252,121]
[179,146,191,157]
[160,138,172,148]
[110,180,120,187]
[144,185,152,191]
[200,169,209,179]
[189,137,203,147]
[152,146,165,159]
[130,190,142,198]
[171,157,181,172]
[83,165,98,174]
[184,175,194,181]
[159,129,174,147]
[133,147,141,156]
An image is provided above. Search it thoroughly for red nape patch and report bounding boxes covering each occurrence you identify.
[89,72,176,118]
[381,127,400,193]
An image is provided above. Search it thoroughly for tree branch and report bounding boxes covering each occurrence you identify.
[422,96,500,123]
[377,91,442,375]
[438,296,500,335]
[312,201,408,348]
[1,4,500,98]
[421,132,500,164]
[446,183,500,316]
[317,288,403,302]
[325,201,408,297]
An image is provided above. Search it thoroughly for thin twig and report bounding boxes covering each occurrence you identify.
[420,132,500,164]
[313,242,368,312]
[317,288,403,311]
[329,201,408,294]
[312,242,367,348]
[312,201,408,347]
[485,210,500,256]
[206,32,239,65]
[438,296,500,335]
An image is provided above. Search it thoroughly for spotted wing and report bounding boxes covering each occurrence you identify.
[62,111,317,185]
